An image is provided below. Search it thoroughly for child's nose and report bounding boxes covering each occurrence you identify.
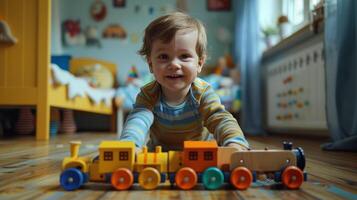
[168,58,181,70]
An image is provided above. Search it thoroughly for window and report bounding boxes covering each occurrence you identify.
[104,151,113,161]
[281,0,323,32]
[119,151,129,161]
[310,0,321,10]
[204,151,213,161]
[282,0,306,27]
[188,151,198,160]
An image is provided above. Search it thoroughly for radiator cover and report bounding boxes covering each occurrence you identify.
[264,34,327,131]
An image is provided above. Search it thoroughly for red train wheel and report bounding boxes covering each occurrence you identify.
[175,167,197,190]
[111,168,134,190]
[230,167,253,190]
[282,166,304,189]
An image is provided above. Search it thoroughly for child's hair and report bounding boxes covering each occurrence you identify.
[138,12,207,61]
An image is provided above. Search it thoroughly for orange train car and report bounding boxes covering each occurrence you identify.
[59,140,306,191]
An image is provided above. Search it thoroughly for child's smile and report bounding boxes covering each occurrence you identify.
[166,74,184,78]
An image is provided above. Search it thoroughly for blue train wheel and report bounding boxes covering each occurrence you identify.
[60,168,84,191]
[202,167,224,190]
[293,147,306,171]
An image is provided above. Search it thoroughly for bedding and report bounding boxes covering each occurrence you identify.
[51,63,115,106]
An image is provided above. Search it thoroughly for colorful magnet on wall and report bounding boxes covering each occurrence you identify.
[91,0,107,22]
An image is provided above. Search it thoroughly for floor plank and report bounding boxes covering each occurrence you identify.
[0,133,356,200]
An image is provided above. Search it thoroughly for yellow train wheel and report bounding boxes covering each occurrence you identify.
[175,167,197,190]
[138,167,161,190]
[111,168,134,190]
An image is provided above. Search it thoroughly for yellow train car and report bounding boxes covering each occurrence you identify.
[60,140,168,191]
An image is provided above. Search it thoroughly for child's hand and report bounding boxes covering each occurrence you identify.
[227,142,248,151]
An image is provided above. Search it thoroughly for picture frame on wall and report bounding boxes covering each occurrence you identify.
[113,0,125,8]
[207,0,231,11]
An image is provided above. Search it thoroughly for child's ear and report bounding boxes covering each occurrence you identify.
[147,57,153,73]
[197,56,206,73]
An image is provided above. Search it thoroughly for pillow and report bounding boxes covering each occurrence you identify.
[75,64,114,89]
[51,55,72,71]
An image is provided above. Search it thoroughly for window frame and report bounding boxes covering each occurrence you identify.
[204,151,213,161]
[103,151,113,161]
[188,151,198,161]
[119,151,129,161]
[281,0,322,33]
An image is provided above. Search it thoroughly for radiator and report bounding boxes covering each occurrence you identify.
[265,38,327,131]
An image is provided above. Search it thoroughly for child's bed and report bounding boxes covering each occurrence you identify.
[0,0,118,140]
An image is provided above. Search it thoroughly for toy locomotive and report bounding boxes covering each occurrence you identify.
[60,140,306,191]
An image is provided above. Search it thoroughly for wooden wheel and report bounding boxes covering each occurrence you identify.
[282,166,304,189]
[138,167,161,190]
[111,168,134,190]
[202,167,224,190]
[230,167,253,190]
[175,167,197,190]
[60,168,84,191]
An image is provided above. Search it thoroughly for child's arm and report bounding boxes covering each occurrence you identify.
[119,86,156,148]
[119,107,154,148]
[227,142,248,151]
[199,86,249,149]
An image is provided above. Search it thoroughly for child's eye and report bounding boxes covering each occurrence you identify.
[157,54,169,60]
[180,54,192,60]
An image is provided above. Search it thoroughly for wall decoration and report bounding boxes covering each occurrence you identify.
[85,26,101,48]
[62,19,86,46]
[91,0,107,22]
[207,0,231,11]
[113,0,125,8]
[102,24,127,39]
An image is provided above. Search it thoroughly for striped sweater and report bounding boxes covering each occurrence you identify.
[120,78,249,151]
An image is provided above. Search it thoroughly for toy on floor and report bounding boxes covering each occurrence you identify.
[59,140,307,191]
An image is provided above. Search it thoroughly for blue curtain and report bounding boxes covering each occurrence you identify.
[234,0,264,135]
[322,0,357,151]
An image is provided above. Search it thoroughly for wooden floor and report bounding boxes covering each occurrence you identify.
[0,132,356,200]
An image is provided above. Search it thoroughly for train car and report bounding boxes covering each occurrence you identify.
[60,141,134,190]
[59,140,306,191]
[168,140,306,190]
[59,140,168,191]
[168,141,223,190]
[228,141,307,190]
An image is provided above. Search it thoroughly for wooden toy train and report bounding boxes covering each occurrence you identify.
[60,140,307,191]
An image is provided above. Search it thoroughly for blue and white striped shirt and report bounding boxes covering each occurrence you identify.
[120,78,249,151]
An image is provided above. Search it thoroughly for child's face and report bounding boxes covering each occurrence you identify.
[148,29,204,98]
